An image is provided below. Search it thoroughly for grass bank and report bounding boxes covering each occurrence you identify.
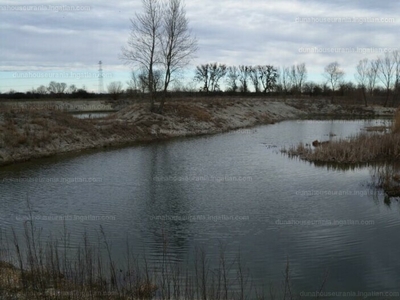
[0,97,395,167]
[0,98,304,167]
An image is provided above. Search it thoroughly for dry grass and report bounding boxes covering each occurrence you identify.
[371,164,400,197]
[284,133,400,164]
[284,106,400,164]
[0,199,330,299]
[393,107,400,133]
[0,109,103,152]
[164,103,213,122]
[364,126,390,132]
[282,109,400,196]
[0,214,329,300]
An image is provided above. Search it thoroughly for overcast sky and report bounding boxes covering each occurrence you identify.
[0,0,399,92]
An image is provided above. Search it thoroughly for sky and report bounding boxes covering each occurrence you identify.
[0,0,399,92]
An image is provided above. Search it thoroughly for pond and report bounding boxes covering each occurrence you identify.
[0,119,399,296]
[70,111,114,119]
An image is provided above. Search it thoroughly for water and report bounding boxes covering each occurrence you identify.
[71,111,114,119]
[1,119,399,294]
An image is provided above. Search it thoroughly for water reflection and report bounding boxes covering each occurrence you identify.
[71,111,114,119]
[369,162,400,200]
[296,158,400,203]
[146,145,191,261]
[1,119,400,293]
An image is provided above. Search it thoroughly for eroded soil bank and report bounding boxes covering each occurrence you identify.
[0,98,395,166]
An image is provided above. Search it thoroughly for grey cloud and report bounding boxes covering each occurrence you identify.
[1,0,399,90]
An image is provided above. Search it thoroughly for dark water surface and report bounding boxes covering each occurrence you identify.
[71,111,113,119]
[1,119,399,294]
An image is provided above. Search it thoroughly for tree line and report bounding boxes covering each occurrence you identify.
[193,63,305,94]
[3,50,400,107]
[190,50,400,107]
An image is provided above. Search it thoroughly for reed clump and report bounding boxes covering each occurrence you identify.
[392,107,400,134]
[284,133,400,164]
[164,103,213,123]
[370,164,400,198]
[283,108,400,164]
[282,110,400,197]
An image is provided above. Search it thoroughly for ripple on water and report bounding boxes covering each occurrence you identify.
[0,119,399,293]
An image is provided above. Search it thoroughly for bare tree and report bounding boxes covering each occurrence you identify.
[47,81,67,94]
[121,0,196,113]
[107,81,124,100]
[249,66,260,93]
[366,59,379,98]
[296,63,307,94]
[323,62,345,102]
[209,63,227,92]
[278,66,292,96]
[194,63,226,92]
[225,66,240,92]
[153,69,164,92]
[355,58,369,106]
[288,63,307,94]
[120,0,163,112]
[392,50,400,106]
[194,64,211,92]
[138,70,150,93]
[238,65,251,92]
[126,71,140,93]
[158,0,197,112]
[68,84,78,94]
[36,85,47,95]
[377,53,395,107]
[259,65,278,93]
[59,83,67,93]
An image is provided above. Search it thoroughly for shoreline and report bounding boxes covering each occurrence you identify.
[0,98,395,167]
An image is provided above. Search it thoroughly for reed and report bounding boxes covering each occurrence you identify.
[370,164,400,198]
[0,217,328,299]
[392,107,400,134]
[283,108,400,164]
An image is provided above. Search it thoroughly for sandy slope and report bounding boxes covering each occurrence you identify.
[0,98,394,166]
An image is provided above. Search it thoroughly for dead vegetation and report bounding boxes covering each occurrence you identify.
[283,106,400,164]
[392,107,400,133]
[0,99,286,166]
[0,213,329,300]
[164,102,213,122]
[283,132,400,164]
[282,107,400,197]
[370,164,400,198]
[363,126,390,132]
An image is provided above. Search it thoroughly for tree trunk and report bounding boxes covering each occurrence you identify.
[158,66,171,114]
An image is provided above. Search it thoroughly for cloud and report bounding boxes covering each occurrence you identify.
[0,0,399,91]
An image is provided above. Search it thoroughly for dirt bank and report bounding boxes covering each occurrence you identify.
[0,99,115,112]
[285,98,396,117]
[0,98,395,166]
[0,98,304,166]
